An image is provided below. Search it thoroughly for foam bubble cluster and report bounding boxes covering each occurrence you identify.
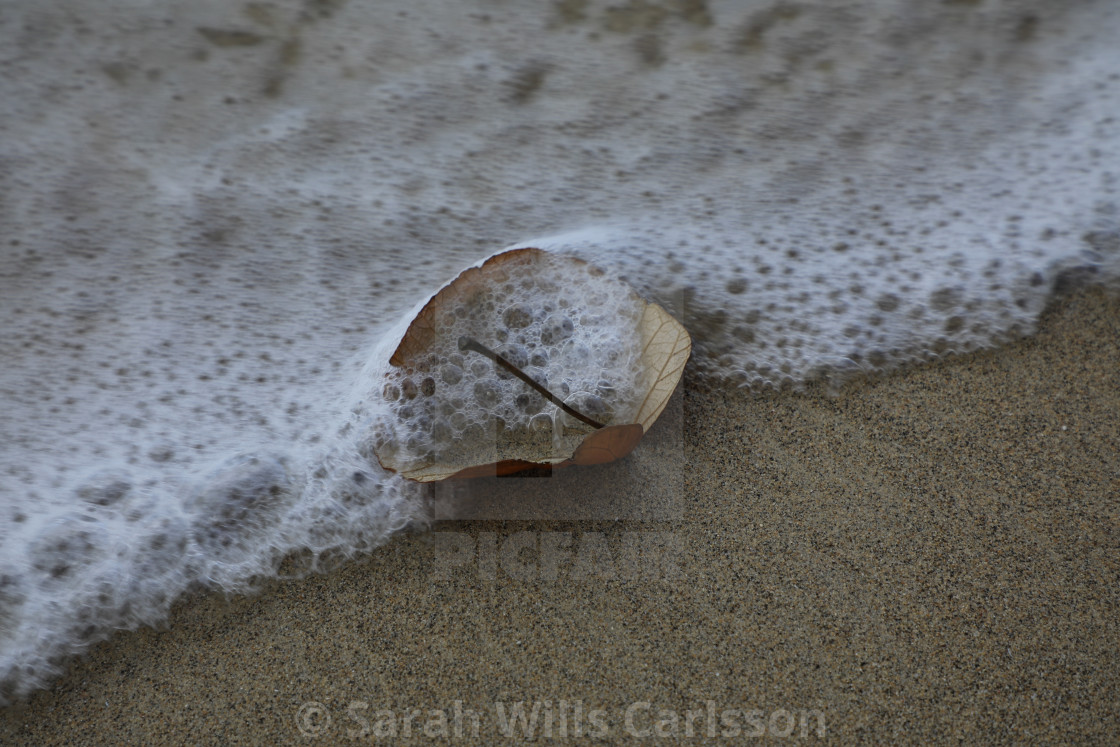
[372,252,646,474]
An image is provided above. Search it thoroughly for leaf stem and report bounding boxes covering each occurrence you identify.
[458,336,605,429]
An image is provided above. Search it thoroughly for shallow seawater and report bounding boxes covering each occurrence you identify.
[1,0,1118,702]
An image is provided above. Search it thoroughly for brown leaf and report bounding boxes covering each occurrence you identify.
[373,248,690,481]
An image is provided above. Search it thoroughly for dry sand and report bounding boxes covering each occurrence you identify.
[1,285,1117,745]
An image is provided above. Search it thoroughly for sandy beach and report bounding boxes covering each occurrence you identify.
[0,284,1115,744]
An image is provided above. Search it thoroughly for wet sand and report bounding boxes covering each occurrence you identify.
[1,285,1118,745]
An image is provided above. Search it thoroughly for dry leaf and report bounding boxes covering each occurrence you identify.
[372,248,690,481]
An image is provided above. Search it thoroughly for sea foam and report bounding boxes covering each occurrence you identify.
[1,0,1119,702]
